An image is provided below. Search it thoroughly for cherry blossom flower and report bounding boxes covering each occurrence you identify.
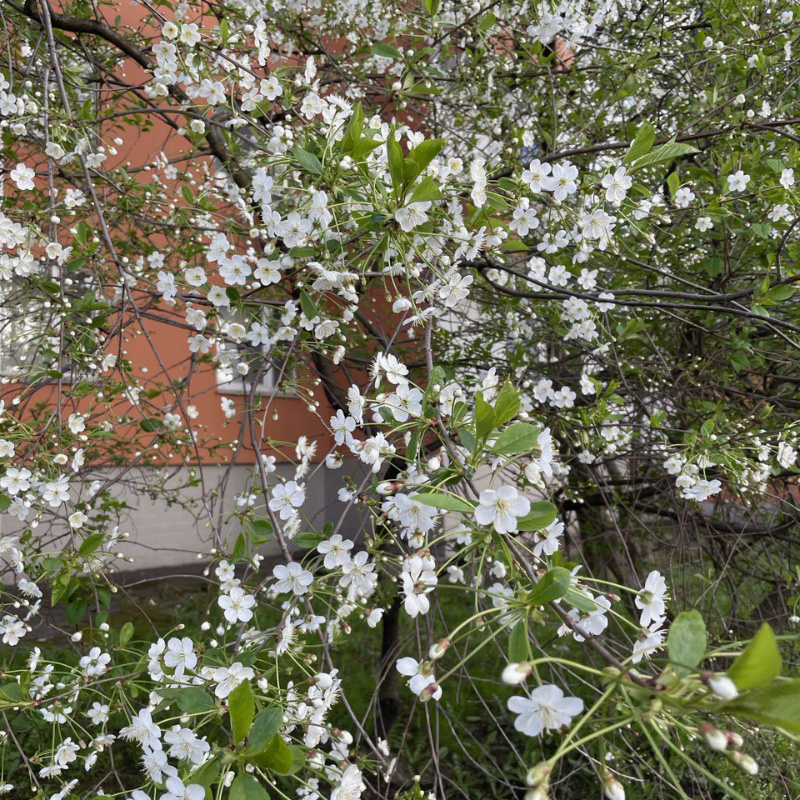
[475,486,531,534]
[395,201,431,232]
[635,570,668,628]
[210,661,254,698]
[400,554,437,617]
[272,562,314,595]
[218,586,256,623]
[397,656,442,699]
[269,480,306,519]
[507,684,584,737]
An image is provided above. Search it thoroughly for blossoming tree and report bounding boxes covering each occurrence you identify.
[0,0,799,798]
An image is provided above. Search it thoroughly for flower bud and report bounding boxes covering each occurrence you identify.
[524,785,549,800]
[603,774,626,800]
[525,763,550,787]
[706,674,739,700]
[726,731,744,749]
[420,683,441,702]
[336,729,354,745]
[699,723,727,752]
[729,751,758,775]
[502,662,532,685]
[429,639,450,660]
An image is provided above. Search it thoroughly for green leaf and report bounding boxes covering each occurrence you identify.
[475,393,496,439]
[667,171,680,199]
[139,417,161,433]
[78,532,105,557]
[493,382,520,425]
[508,620,530,662]
[725,679,800,734]
[493,422,539,455]
[0,494,11,511]
[0,682,24,703]
[300,290,318,320]
[424,0,441,15]
[75,221,90,245]
[667,611,707,676]
[340,102,364,154]
[285,746,306,775]
[249,519,274,543]
[408,176,442,203]
[247,708,284,752]
[564,588,601,614]
[294,531,323,549]
[189,756,221,796]
[477,11,496,33]
[457,427,476,454]
[728,623,782,690]
[629,139,699,171]
[73,528,103,557]
[51,570,73,605]
[403,138,444,188]
[230,771,269,800]
[177,686,215,714]
[766,284,796,303]
[528,566,571,605]
[386,126,404,195]
[371,42,403,59]
[622,121,656,165]
[228,680,255,744]
[292,147,323,176]
[412,492,475,514]
[516,501,558,531]
[258,735,294,774]
[119,621,135,648]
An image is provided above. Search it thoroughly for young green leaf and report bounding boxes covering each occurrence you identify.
[340,102,364,154]
[728,623,782,690]
[667,610,707,676]
[408,176,442,203]
[79,533,106,557]
[667,171,680,199]
[475,393,496,439]
[403,139,444,188]
[493,382,520,425]
[249,734,294,773]
[493,422,539,455]
[292,146,323,176]
[629,139,699,171]
[119,621,135,648]
[386,126,404,194]
[177,686,215,714]
[371,42,403,59]
[508,619,531,662]
[527,566,571,605]
[247,708,285,753]
[516,501,558,531]
[412,492,475,514]
[622,121,656,165]
[228,680,255,744]
[725,678,800,734]
[230,772,269,800]
[300,290,319,320]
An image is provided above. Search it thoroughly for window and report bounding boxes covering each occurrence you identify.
[216,348,285,395]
